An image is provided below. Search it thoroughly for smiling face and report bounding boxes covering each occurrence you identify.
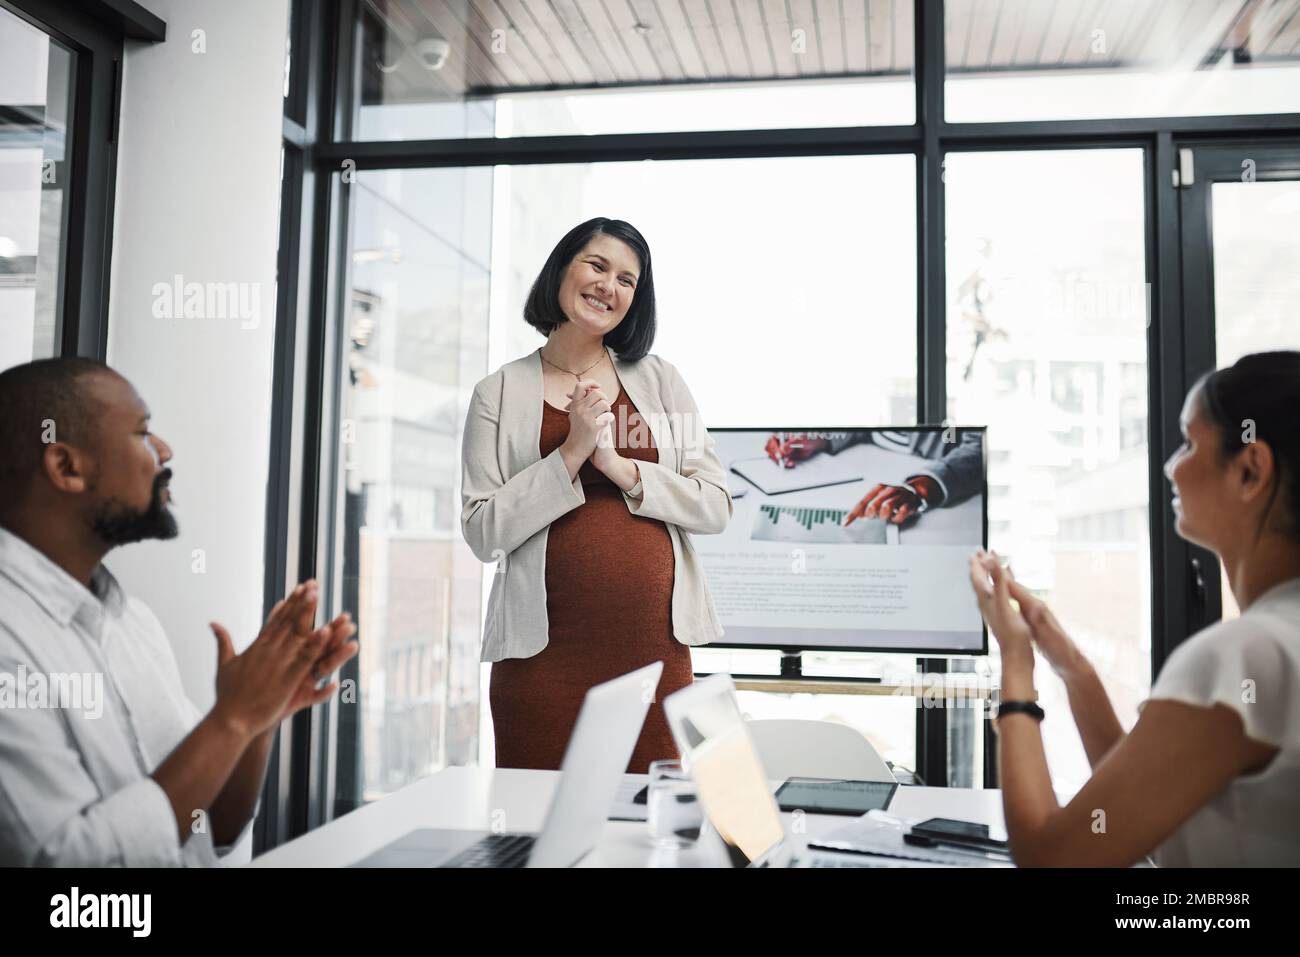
[555,233,640,337]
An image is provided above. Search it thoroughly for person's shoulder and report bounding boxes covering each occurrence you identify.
[0,567,29,617]
[1148,605,1299,747]
[471,350,538,397]
[0,604,27,660]
[1160,611,1295,687]
[627,352,678,382]
[0,572,55,656]
[122,593,166,629]
[500,349,541,374]
[121,594,173,649]
[120,594,193,678]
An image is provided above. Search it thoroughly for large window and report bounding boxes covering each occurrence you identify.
[328,153,918,799]
[0,4,73,370]
[495,152,918,771]
[1211,179,1300,366]
[945,149,1150,797]
[0,0,150,369]
[490,153,917,422]
[329,166,492,806]
[1210,173,1300,622]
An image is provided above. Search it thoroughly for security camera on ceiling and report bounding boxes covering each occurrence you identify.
[414,36,450,71]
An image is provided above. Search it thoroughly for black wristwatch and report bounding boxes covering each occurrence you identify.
[995,700,1045,722]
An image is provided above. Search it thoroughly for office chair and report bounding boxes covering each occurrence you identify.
[745,718,897,784]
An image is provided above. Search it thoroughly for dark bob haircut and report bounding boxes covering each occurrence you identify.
[1194,350,1300,542]
[523,217,656,362]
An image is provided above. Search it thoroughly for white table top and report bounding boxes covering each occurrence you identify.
[251,766,1007,868]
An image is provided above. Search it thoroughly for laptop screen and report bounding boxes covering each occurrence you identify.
[667,678,785,867]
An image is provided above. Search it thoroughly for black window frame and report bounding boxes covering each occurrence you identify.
[1,0,164,361]
[260,0,1300,849]
[1173,141,1300,637]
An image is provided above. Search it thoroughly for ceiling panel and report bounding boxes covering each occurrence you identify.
[357,0,1298,101]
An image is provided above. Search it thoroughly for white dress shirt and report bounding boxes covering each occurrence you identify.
[1143,577,1300,867]
[0,526,247,866]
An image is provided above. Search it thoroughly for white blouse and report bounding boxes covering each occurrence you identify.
[1142,577,1300,867]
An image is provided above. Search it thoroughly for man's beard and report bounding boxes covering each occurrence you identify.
[91,469,179,545]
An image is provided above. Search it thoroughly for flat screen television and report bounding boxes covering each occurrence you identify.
[694,426,988,655]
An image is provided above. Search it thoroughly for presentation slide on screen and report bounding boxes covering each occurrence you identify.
[694,428,987,653]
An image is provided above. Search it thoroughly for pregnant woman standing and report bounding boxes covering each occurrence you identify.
[460,217,733,772]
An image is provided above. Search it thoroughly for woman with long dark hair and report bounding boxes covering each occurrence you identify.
[460,217,732,772]
[971,351,1300,866]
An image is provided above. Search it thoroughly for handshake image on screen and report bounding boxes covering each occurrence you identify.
[698,426,988,656]
[761,429,984,528]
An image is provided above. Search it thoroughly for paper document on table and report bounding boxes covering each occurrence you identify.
[730,454,863,495]
[809,812,1014,867]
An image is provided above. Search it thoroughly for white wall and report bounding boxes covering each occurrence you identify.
[105,0,289,719]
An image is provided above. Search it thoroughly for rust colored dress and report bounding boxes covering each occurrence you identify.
[489,382,693,773]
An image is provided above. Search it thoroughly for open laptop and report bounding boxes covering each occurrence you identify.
[663,674,923,868]
[352,661,663,868]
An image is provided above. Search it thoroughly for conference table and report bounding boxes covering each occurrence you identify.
[251,766,1007,868]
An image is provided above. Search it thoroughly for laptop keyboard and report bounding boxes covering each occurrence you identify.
[441,833,537,868]
[808,856,894,868]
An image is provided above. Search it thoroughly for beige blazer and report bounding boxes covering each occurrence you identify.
[460,345,733,663]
